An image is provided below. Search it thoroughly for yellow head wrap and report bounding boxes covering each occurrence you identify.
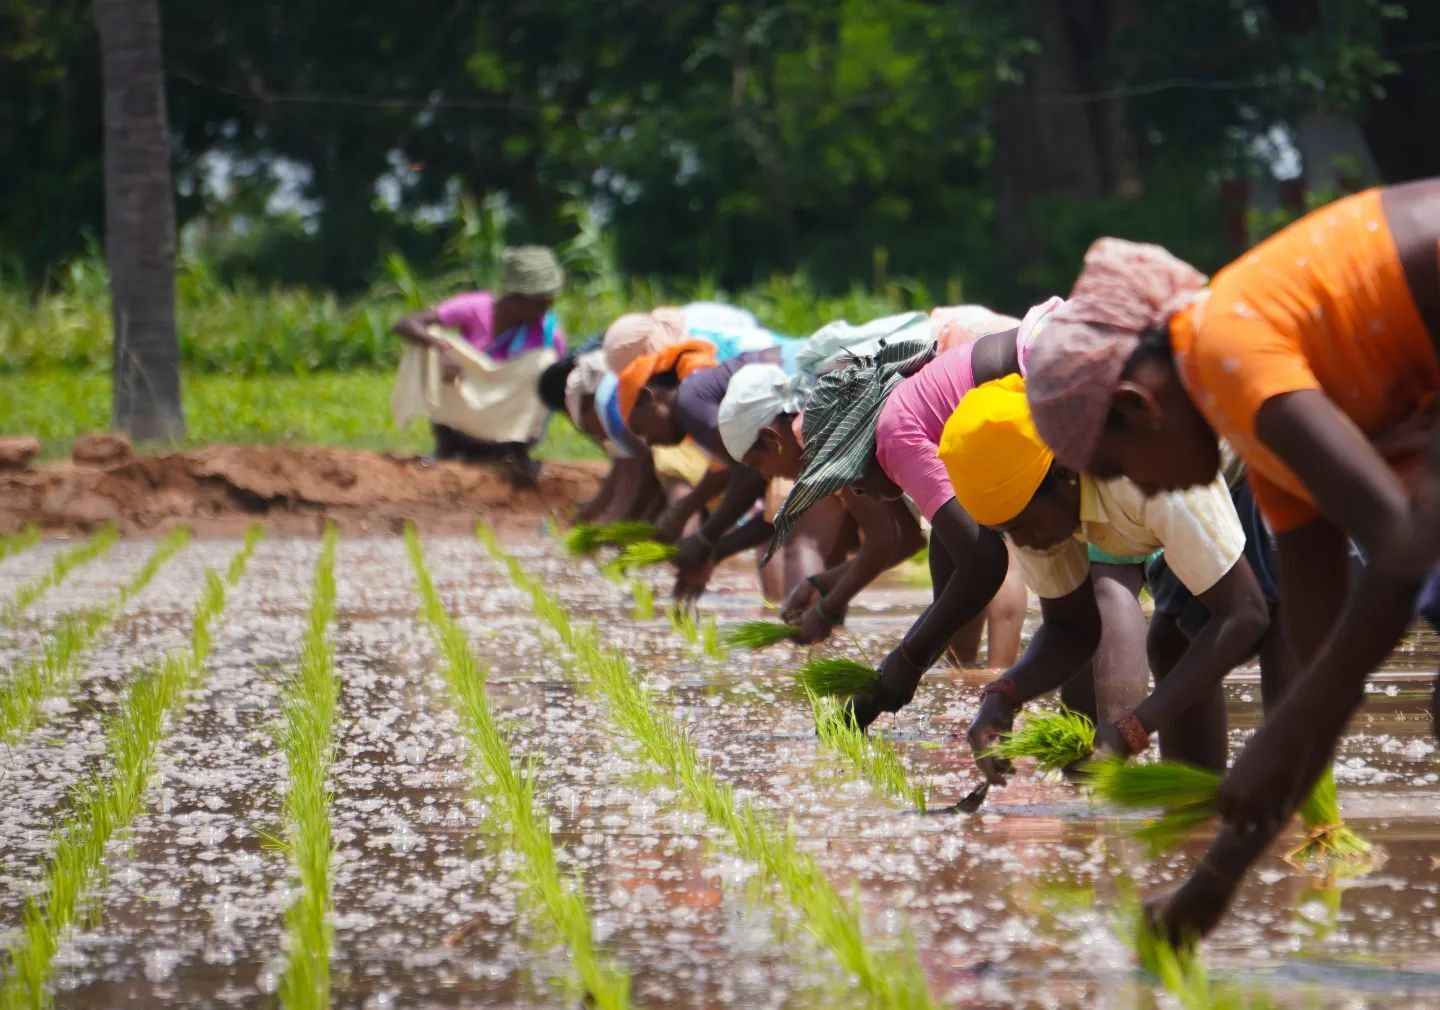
[939,373,1055,526]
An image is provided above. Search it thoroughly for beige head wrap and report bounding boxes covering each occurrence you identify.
[602,306,686,374]
[1025,238,1208,470]
[564,351,609,428]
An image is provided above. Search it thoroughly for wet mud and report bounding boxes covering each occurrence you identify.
[0,533,1436,1008]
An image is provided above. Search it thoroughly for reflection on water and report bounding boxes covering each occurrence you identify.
[0,535,1435,1008]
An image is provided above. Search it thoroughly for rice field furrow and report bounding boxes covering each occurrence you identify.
[0,528,190,743]
[1,526,117,626]
[0,531,258,1009]
[479,525,939,1010]
[276,524,339,1010]
[407,526,634,1009]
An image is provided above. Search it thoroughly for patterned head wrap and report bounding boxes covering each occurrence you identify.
[1026,238,1207,470]
[939,374,1055,526]
[617,339,719,423]
[766,336,936,559]
[564,351,609,428]
[500,246,564,297]
[602,307,686,374]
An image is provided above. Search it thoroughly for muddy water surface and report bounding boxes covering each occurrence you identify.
[0,533,1436,1009]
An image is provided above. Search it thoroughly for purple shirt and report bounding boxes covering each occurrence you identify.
[435,291,567,361]
[874,344,978,520]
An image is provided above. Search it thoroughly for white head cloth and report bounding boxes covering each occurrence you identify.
[564,351,609,427]
[718,364,804,462]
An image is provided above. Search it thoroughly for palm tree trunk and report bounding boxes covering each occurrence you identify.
[96,0,184,442]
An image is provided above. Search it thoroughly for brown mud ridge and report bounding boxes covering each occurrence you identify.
[0,439,602,537]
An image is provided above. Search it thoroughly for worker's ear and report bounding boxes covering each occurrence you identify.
[1111,380,1164,432]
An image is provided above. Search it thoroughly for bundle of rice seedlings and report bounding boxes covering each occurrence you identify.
[1086,758,1223,855]
[723,620,798,650]
[667,605,700,646]
[603,541,677,576]
[563,524,606,556]
[796,657,877,697]
[594,520,659,548]
[985,708,1095,773]
[1287,767,1374,872]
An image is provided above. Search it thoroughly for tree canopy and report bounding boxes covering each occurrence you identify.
[3,0,1437,309]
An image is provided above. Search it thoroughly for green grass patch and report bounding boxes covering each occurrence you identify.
[0,527,259,1009]
[277,525,340,1010]
[0,370,602,463]
[2,526,117,625]
[810,693,927,812]
[796,658,877,698]
[406,526,633,1009]
[0,526,40,564]
[0,528,190,742]
[986,709,1095,774]
[722,620,798,650]
[479,524,938,1010]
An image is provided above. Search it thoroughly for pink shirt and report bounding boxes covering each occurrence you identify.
[435,291,566,361]
[874,344,978,520]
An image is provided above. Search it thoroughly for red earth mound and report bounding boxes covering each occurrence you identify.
[0,444,603,537]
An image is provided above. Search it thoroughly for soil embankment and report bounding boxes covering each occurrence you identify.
[0,442,602,536]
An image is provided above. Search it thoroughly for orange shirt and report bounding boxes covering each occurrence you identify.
[1170,188,1440,532]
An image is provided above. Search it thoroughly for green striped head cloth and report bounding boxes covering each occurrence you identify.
[765,333,935,560]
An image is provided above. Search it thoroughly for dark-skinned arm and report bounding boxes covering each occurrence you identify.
[1114,557,1268,753]
[966,576,1102,784]
[672,465,768,570]
[392,309,443,345]
[1152,389,1437,945]
[848,500,1009,729]
[654,467,730,543]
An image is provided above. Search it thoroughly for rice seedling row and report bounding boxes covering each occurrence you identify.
[0,531,258,1010]
[478,524,939,1010]
[406,526,633,1010]
[809,693,927,812]
[0,526,41,565]
[275,524,339,1010]
[1,526,118,626]
[0,527,191,742]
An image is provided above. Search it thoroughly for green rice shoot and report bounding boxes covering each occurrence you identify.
[479,524,939,1010]
[1086,757,1222,855]
[629,579,655,621]
[563,524,606,556]
[602,541,677,576]
[986,708,1096,773]
[1288,766,1374,872]
[811,692,927,811]
[723,620,798,650]
[0,535,253,1010]
[796,657,877,698]
[667,604,700,646]
[408,526,633,1010]
[700,616,724,658]
[0,525,40,563]
[2,524,117,624]
[563,521,660,557]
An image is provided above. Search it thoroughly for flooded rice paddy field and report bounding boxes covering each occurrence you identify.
[1,530,1437,1009]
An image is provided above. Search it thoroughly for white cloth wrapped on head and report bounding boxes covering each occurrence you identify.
[563,351,609,427]
[718,363,805,462]
[791,312,932,380]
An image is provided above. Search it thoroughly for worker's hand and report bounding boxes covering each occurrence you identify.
[966,691,1017,786]
[1143,863,1241,949]
[791,603,836,645]
[846,646,922,731]
[653,505,688,544]
[780,579,819,624]
[438,348,462,384]
[671,532,715,571]
[672,561,713,605]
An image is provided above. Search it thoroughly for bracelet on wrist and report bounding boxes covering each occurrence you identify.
[1115,712,1151,755]
[980,678,1020,708]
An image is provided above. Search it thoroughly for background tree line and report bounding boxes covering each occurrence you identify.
[5,0,1440,312]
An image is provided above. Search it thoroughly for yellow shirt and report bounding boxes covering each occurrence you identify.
[1012,474,1244,599]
